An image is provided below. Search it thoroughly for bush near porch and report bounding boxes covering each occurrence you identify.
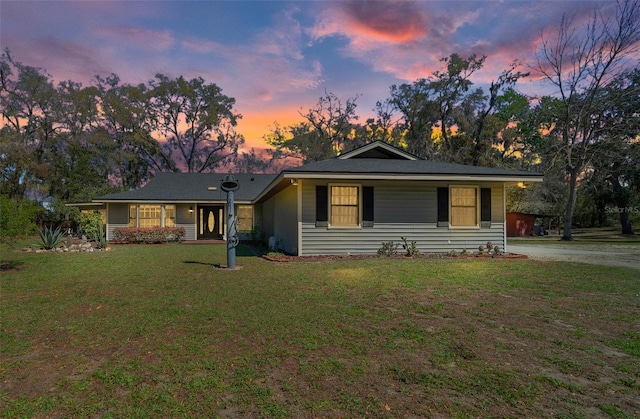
[111,226,186,244]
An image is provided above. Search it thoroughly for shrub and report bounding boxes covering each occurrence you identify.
[377,241,398,257]
[112,227,186,244]
[93,218,108,249]
[250,222,263,243]
[401,237,420,257]
[77,212,103,239]
[0,196,39,246]
[37,226,66,249]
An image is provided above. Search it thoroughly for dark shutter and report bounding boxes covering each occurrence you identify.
[362,187,374,222]
[316,185,328,222]
[437,187,449,223]
[481,188,492,222]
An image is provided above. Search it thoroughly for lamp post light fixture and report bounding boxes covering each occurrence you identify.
[220,174,240,269]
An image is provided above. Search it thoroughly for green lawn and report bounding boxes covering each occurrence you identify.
[1,244,639,417]
[509,225,640,245]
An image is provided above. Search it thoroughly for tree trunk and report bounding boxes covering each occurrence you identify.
[618,208,635,235]
[562,169,579,241]
[609,175,635,235]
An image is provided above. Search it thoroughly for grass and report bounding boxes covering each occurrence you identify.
[1,242,639,417]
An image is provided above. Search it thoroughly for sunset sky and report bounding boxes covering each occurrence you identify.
[0,1,620,152]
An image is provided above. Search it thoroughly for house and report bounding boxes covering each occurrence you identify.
[80,142,543,255]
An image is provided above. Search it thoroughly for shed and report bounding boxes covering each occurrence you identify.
[506,212,537,237]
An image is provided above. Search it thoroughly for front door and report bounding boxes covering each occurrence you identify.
[198,206,224,240]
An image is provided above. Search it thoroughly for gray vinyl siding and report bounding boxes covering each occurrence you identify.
[177,224,196,241]
[106,223,128,241]
[300,179,505,256]
[301,222,505,255]
[176,204,195,224]
[262,185,298,254]
[254,204,263,230]
[175,204,197,241]
[262,199,275,240]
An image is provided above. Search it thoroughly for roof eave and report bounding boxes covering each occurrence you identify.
[280,172,544,182]
[93,199,254,204]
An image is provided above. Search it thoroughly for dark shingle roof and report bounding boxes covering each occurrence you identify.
[284,158,541,177]
[94,142,542,204]
[95,173,277,202]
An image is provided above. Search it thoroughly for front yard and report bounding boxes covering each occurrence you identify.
[1,243,639,417]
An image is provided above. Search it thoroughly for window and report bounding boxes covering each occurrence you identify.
[129,204,175,227]
[438,186,491,228]
[316,185,374,228]
[450,187,478,227]
[236,205,253,232]
[138,205,162,227]
[330,185,359,226]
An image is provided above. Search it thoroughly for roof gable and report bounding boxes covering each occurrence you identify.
[337,141,418,160]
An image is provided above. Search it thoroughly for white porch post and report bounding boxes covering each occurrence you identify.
[297,179,303,256]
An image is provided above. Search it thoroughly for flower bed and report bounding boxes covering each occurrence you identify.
[262,252,528,262]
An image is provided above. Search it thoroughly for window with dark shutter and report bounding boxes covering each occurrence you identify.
[437,187,449,225]
[480,187,492,225]
[362,186,374,227]
[316,185,328,226]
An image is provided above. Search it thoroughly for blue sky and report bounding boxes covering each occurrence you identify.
[0,1,620,151]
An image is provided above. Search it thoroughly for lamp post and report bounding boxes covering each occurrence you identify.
[220,175,240,269]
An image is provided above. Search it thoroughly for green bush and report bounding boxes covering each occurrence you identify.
[112,227,186,244]
[0,196,39,245]
[377,241,398,257]
[77,212,103,239]
[401,237,420,257]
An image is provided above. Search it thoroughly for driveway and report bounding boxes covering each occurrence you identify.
[508,243,640,270]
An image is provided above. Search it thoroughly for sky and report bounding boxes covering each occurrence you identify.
[0,0,622,153]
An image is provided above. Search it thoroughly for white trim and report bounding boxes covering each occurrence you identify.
[328,183,362,229]
[503,183,508,254]
[297,180,303,256]
[95,200,254,204]
[65,202,105,207]
[252,173,286,203]
[281,173,543,183]
[337,141,418,160]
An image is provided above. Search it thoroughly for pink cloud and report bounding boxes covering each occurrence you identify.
[340,1,428,43]
[308,1,484,81]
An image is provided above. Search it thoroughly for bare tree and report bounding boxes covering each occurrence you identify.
[534,0,640,240]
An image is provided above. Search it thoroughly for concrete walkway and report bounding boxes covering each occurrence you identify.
[508,243,640,270]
